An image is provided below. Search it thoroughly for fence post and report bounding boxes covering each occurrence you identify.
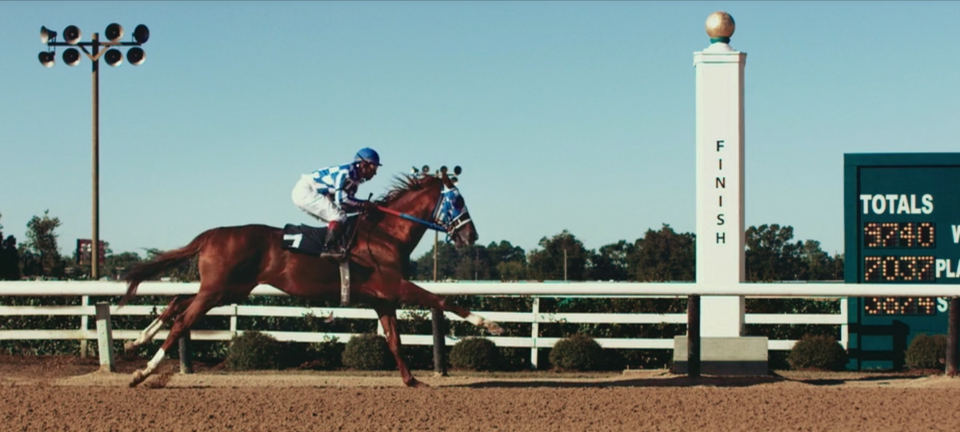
[431,308,447,377]
[839,297,849,350]
[230,304,238,338]
[530,297,540,369]
[947,297,959,377]
[687,295,701,378]
[80,295,89,358]
[179,330,193,374]
[95,302,115,372]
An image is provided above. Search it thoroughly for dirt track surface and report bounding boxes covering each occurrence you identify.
[2,356,960,432]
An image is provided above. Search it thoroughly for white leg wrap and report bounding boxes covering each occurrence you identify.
[466,313,484,326]
[146,319,164,339]
[145,348,166,372]
[136,318,164,344]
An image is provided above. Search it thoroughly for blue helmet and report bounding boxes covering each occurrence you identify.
[355,147,382,166]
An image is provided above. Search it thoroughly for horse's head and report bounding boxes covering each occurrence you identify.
[374,165,478,248]
[432,166,477,248]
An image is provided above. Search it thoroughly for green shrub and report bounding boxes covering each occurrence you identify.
[787,334,848,371]
[450,337,501,371]
[497,347,532,371]
[342,333,393,370]
[224,330,283,371]
[549,333,606,371]
[299,337,344,370]
[905,334,947,370]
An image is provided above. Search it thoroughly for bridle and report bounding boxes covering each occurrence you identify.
[431,184,472,240]
[373,182,471,243]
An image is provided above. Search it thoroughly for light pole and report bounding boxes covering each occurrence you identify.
[563,248,568,281]
[431,229,446,376]
[38,23,149,280]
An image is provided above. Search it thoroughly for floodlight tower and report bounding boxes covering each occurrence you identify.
[37,23,150,279]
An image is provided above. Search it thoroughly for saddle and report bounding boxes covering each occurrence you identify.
[280,215,360,306]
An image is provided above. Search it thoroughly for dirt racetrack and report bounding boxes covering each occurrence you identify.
[2,355,959,432]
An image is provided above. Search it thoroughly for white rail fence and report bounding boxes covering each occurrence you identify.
[0,281,863,368]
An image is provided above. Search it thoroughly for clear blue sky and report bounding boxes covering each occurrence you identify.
[2,1,958,261]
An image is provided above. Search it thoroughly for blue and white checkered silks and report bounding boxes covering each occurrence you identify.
[432,185,471,233]
[310,163,365,211]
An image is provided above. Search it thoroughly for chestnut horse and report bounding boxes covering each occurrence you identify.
[119,169,503,387]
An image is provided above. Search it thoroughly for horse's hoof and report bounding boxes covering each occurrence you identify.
[406,378,429,388]
[486,322,504,335]
[129,370,145,388]
[124,341,137,352]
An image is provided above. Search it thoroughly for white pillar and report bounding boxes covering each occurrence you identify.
[694,12,746,338]
[95,302,115,372]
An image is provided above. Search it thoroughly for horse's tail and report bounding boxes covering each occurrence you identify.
[119,230,212,307]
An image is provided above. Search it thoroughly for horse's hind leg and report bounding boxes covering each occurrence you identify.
[394,280,504,335]
[129,289,226,387]
[374,306,424,388]
[124,295,196,352]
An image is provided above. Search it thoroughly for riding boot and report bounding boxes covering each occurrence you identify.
[320,221,345,259]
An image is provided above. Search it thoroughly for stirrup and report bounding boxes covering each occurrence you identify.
[320,234,344,258]
[320,248,346,259]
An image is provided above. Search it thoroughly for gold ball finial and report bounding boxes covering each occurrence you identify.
[705,11,735,43]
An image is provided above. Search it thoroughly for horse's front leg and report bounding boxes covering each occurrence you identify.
[374,306,426,388]
[395,279,504,335]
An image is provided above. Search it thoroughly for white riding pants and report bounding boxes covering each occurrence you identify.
[291,175,346,224]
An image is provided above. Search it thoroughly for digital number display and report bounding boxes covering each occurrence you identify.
[864,297,937,315]
[863,222,935,248]
[862,256,936,282]
[860,219,939,314]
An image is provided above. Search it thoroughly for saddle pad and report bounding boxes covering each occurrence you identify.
[281,224,328,255]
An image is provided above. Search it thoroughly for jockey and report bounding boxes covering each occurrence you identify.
[291,147,382,256]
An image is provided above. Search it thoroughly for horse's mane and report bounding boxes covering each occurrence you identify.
[374,173,440,207]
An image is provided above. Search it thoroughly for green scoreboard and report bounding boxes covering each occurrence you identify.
[844,153,958,370]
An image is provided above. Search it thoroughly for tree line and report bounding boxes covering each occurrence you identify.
[1,210,845,283]
[411,225,843,282]
[0,211,189,281]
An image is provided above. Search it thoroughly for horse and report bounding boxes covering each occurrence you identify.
[118,167,503,388]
